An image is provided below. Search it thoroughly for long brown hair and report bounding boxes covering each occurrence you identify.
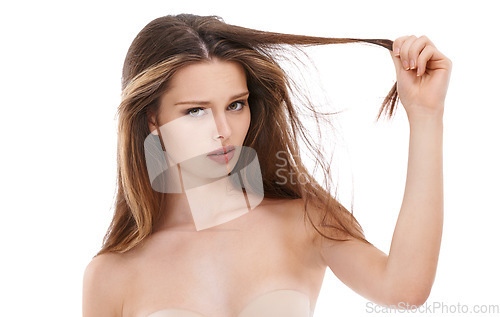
[95,14,399,256]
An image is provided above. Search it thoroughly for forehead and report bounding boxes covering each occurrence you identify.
[162,59,248,103]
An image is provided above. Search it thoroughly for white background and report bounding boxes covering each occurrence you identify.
[1,0,499,316]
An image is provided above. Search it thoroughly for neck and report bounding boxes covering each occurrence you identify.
[154,167,250,232]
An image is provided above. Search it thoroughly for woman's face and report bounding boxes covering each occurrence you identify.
[148,58,251,180]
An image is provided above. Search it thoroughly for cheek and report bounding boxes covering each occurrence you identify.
[158,114,218,164]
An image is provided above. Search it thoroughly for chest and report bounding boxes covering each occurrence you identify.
[122,209,324,317]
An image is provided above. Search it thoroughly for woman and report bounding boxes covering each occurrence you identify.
[83,14,452,317]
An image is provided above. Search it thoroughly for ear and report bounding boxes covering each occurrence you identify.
[147,110,159,135]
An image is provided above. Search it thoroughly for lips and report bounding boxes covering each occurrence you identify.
[207,145,235,164]
[207,145,235,156]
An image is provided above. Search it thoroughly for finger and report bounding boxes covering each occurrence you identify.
[390,47,403,70]
[407,36,429,71]
[392,35,412,57]
[416,45,434,76]
[399,35,418,71]
[391,35,412,71]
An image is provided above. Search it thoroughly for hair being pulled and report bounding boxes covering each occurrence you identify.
[97,14,399,256]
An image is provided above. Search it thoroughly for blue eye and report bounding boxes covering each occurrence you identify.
[185,107,207,117]
[185,101,246,117]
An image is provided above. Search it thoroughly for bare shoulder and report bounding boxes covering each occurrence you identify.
[82,252,129,317]
[259,198,324,250]
[271,197,339,267]
[267,197,357,255]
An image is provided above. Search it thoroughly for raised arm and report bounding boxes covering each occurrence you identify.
[314,35,452,307]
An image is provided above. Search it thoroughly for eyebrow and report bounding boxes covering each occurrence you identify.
[174,91,250,106]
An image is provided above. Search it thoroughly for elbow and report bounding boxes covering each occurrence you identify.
[395,288,431,308]
[385,279,433,308]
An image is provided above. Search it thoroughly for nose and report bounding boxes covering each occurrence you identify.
[212,112,232,141]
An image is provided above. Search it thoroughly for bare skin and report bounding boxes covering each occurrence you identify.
[83,35,452,317]
[119,197,326,317]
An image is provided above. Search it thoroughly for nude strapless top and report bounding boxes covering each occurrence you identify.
[146,289,312,317]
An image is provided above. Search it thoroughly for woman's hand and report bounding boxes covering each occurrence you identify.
[391,35,452,120]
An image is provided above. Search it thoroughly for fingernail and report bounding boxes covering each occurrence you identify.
[403,60,409,70]
[394,47,400,56]
[410,59,416,69]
